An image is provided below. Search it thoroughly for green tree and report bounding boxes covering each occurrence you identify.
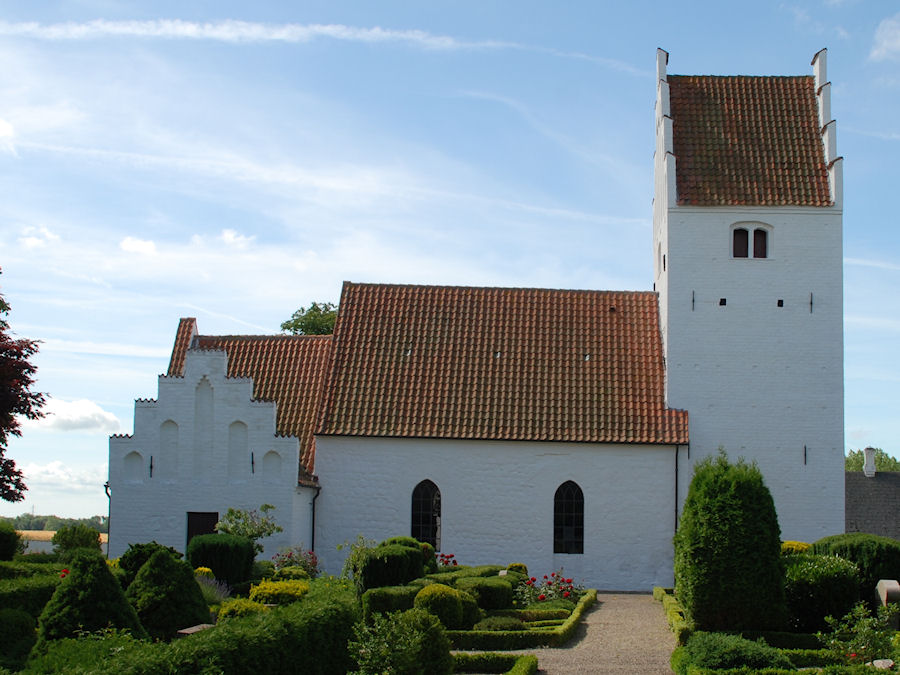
[845,448,900,472]
[0,269,46,502]
[215,504,283,555]
[280,301,338,335]
[674,450,787,631]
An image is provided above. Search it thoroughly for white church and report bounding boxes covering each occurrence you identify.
[108,50,845,591]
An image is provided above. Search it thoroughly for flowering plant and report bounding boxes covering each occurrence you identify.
[817,601,899,664]
[272,544,320,578]
[514,570,583,607]
[437,552,458,567]
[59,568,69,579]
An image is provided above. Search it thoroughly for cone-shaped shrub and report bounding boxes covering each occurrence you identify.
[125,549,210,641]
[674,451,787,631]
[119,541,182,586]
[36,549,146,645]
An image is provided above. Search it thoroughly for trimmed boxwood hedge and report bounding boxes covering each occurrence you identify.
[455,576,513,611]
[44,578,360,675]
[783,554,860,632]
[185,534,254,587]
[446,589,596,650]
[811,532,900,603]
[361,584,420,620]
[0,574,61,618]
[359,544,424,591]
[453,652,539,674]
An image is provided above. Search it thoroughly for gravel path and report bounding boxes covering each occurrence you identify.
[508,593,676,674]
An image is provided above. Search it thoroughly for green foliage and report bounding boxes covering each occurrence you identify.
[361,584,420,621]
[811,532,900,603]
[0,573,60,618]
[414,583,464,629]
[507,562,528,577]
[784,554,860,632]
[248,579,310,604]
[817,601,900,664]
[653,587,694,645]
[215,504,283,555]
[23,627,146,675]
[473,615,525,631]
[71,577,360,675]
[217,597,268,620]
[359,544,424,592]
[421,542,437,574]
[119,541,182,586]
[673,451,787,631]
[185,533,255,586]
[125,549,210,641]
[339,534,377,596]
[348,608,453,675]
[845,447,900,472]
[455,576,514,610]
[674,632,793,673]
[273,565,310,581]
[251,559,275,580]
[281,301,338,335]
[0,608,36,669]
[50,524,100,555]
[0,520,21,560]
[0,559,63,580]
[514,571,581,607]
[36,549,146,644]
[0,513,108,533]
[453,652,538,675]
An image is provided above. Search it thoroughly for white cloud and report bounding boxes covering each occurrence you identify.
[844,257,900,271]
[871,13,900,61]
[39,338,170,359]
[28,398,120,433]
[18,225,59,249]
[0,116,15,155]
[219,229,255,248]
[18,460,108,494]
[120,236,156,255]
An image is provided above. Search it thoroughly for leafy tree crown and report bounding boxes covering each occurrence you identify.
[280,301,337,335]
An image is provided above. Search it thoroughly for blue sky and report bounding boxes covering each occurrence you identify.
[1,1,899,518]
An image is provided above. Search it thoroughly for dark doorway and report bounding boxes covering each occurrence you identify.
[186,511,218,549]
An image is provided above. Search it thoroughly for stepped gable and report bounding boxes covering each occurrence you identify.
[317,282,688,445]
[668,74,830,206]
[166,318,332,476]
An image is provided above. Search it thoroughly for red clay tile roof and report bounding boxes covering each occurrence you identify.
[668,75,831,206]
[166,319,332,476]
[317,282,688,445]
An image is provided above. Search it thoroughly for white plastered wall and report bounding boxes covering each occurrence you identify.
[108,350,313,559]
[314,436,679,591]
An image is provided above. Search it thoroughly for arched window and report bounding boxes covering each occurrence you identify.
[123,451,143,482]
[554,481,584,554]
[411,479,441,550]
[228,421,248,479]
[262,450,282,480]
[733,228,749,258]
[159,420,177,479]
[753,228,768,259]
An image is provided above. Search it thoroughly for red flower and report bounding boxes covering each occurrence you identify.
[566,578,573,584]
[538,594,546,601]
[60,568,69,578]
[452,560,458,566]
[530,577,536,582]
[543,575,548,579]
[563,591,570,598]
[551,572,556,577]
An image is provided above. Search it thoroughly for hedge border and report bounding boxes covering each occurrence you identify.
[447,589,596,650]
[453,652,539,674]
[653,586,693,646]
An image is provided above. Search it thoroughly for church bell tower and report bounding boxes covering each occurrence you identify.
[653,48,845,541]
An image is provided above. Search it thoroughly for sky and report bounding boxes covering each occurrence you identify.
[1,1,899,519]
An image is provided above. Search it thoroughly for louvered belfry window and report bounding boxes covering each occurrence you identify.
[554,481,584,554]
[411,479,441,550]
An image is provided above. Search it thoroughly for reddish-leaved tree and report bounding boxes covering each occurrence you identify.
[0,269,45,501]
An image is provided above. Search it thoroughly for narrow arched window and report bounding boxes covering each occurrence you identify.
[732,228,749,258]
[753,228,768,258]
[411,479,441,550]
[554,481,584,554]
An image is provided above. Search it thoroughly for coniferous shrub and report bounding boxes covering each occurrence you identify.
[784,554,860,632]
[811,533,900,603]
[125,549,210,641]
[678,631,793,671]
[673,452,787,631]
[186,533,255,586]
[36,549,146,644]
[249,579,310,605]
[379,536,438,577]
[51,524,101,555]
[361,584,420,620]
[414,583,479,630]
[273,565,310,581]
[119,541,182,586]
[217,597,268,620]
[0,573,61,618]
[0,521,21,561]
